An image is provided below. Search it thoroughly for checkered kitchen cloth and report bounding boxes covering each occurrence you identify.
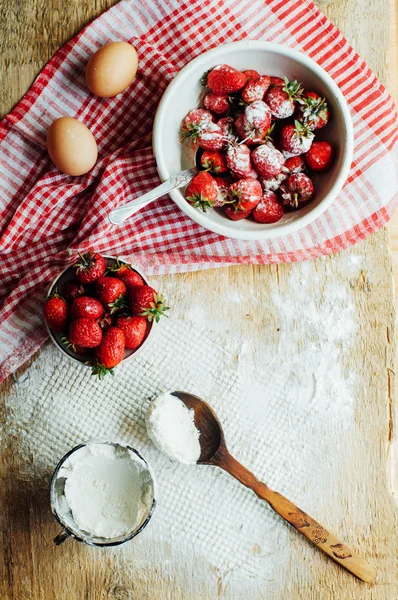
[1,0,398,381]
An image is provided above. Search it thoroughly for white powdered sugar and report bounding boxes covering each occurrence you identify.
[146,392,201,464]
[243,100,270,129]
[252,143,285,176]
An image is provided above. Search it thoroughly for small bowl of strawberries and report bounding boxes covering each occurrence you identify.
[153,41,354,240]
[43,252,169,378]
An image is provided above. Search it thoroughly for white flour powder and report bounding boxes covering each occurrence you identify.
[146,392,201,464]
[55,443,153,539]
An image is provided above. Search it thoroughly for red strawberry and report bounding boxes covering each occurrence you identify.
[197,121,225,151]
[185,171,219,211]
[252,191,284,223]
[63,281,85,302]
[43,292,68,333]
[180,108,214,141]
[69,296,104,320]
[297,91,329,130]
[241,75,271,104]
[259,172,288,191]
[279,121,314,156]
[269,76,285,87]
[224,204,251,221]
[203,92,230,116]
[116,315,147,349]
[228,179,262,211]
[129,285,169,322]
[233,168,258,180]
[74,252,106,284]
[265,77,303,119]
[243,69,260,81]
[93,327,125,377]
[242,101,272,143]
[95,277,127,312]
[285,155,306,174]
[200,150,228,174]
[305,141,334,171]
[205,64,246,95]
[251,143,285,177]
[213,176,230,205]
[280,173,314,209]
[67,318,102,348]
[107,259,145,288]
[217,117,236,143]
[225,143,252,177]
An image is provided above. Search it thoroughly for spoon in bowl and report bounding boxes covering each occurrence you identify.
[171,391,376,583]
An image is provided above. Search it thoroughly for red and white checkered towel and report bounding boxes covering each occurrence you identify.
[1,0,397,382]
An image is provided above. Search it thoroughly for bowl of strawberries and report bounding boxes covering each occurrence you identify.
[153,41,354,240]
[43,252,169,378]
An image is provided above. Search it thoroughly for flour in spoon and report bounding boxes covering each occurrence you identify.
[146,392,201,464]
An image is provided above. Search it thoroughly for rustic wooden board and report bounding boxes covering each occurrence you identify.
[1,1,398,599]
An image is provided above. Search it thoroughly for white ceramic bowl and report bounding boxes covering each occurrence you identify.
[153,41,354,241]
[45,256,154,368]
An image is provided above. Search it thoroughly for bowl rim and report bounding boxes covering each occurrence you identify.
[153,40,354,241]
[45,255,153,367]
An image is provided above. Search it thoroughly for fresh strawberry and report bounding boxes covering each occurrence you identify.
[280,173,314,209]
[233,168,259,180]
[180,109,214,141]
[259,171,288,191]
[241,75,271,104]
[107,258,145,288]
[185,171,219,211]
[265,77,303,119]
[197,121,225,151]
[269,76,285,87]
[251,143,285,177]
[305,141,334,171]
[63,281,85,302]
[66,318,102,349]
[74,252,106,284]
[285,155,306,174]
[129,285,170,322]
[73,345,91,356]
[43,292,68,333]
[213,176,231,205]
[252,191,284,223]
[217,117,236,143]
[95,277,127,312]
[297,91,329,129]
[279,120,314,155]
[203,92,230,116]
[69,296,104,320]
[243,69,260,81]
[225,142,252,177]
[200,150,228,174]
[228,179,262,211]
[116,315,147,349]
[241,101,272,143]
[224,204,251,221]
[205,64,246,95]
[93,327,125,377]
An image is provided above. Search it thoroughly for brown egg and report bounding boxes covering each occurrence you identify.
[47,117,98,176]
[85,42,138,98]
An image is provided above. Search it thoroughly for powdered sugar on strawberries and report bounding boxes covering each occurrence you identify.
[265,88,295,119]
[226,143,252,176]
[243,101,271,130]
[251,143,285,177]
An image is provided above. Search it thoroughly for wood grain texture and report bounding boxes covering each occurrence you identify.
[0,0,398,599]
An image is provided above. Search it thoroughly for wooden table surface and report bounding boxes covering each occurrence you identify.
[1,1,398,599]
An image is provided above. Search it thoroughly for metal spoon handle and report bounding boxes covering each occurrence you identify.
[212,449,376,583]
[108,168,196,225]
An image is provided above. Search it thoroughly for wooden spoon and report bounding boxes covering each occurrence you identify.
[172,391,376,583]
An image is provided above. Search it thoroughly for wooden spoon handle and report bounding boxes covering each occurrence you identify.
[213,450,376,583]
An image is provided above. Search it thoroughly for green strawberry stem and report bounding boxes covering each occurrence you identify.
[90,362,115,380]
[108,293,128,314]
[140,294,170,323]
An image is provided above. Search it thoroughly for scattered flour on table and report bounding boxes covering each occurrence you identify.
[3,256,362,596]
